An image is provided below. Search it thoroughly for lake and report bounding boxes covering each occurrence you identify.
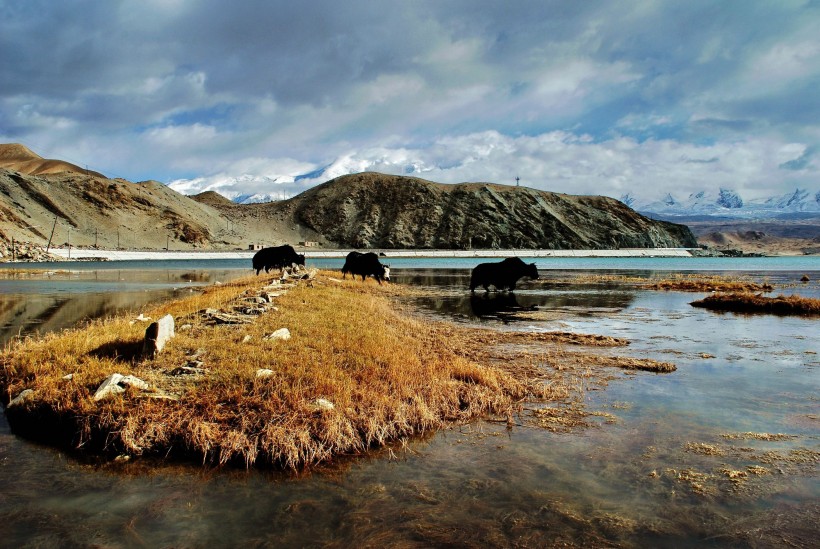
[1,256,818,547]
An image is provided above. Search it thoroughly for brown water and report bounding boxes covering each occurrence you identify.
[1,265,818,547]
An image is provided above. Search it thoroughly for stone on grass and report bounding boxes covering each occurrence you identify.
[8,389,35,408]
[314,398,335,411]
[264,328,291,341]
[94,373,151,401]
[256,368,274,378]
[142,314,175,357]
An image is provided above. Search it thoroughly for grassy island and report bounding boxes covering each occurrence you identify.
[1,270,672,469]
[690,292,820,315]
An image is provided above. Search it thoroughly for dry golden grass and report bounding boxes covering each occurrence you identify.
[690,292,820,315]
[645,274,773,292]
[1,270,679,468]
[545,273,774,293]
[0,271,544,468]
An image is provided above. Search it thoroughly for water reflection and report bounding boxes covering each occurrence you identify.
[0,268,247,345]
[0,263,818,547]
[397,268,637,322]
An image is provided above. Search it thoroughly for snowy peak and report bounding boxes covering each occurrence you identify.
[631,187,820,217]
[716,189,743,209]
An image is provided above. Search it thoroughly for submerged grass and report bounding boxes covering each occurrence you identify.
[543,273,774,292]
[0,271,546,468]
[690,292,820,315]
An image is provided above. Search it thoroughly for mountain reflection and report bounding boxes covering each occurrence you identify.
[0,290,188,345]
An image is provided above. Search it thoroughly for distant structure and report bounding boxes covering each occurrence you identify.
[299,241,319,247]
[248,243,264,250]
[515,176,520,187]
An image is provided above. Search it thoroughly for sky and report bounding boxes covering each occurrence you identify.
[1,0,818,203]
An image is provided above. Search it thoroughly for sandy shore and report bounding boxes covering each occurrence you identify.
[46,247,697,261]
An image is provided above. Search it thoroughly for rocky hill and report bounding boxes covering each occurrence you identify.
[0,143,696,254]
[287,173,696,249]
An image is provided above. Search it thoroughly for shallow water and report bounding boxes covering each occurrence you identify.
[1,259,818,547]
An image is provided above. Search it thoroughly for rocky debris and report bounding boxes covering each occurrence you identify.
[199,283,294,325]
[168,362,208,376]
[256,368,274,378]
[210,312,255,324]
[0,240,62,262]
[93,373,151,401]
[142,314,175,357]
[264,328,291,341]
[7,388,35,408]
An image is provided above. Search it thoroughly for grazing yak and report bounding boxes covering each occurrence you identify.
[469,257,539,292]
[342,251,390,284]
[252,244,305,275]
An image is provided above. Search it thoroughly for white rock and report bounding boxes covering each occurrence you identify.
[8,389,34,408]
[93,373,151,401]
[256,368,274,378]
[62,373,74,380]
[242,335,252,343]
[314,398,335,411]
[264,328,291,341]
[142,314,175,357]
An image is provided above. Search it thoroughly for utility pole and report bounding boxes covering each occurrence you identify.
[68,227,71,259]
[166,235,170,251]
[94,228,98,248]
[46,215,57,252]
[117,229,120,249]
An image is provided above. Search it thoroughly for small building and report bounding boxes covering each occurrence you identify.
[299,241,320,247]
[248,243,264,250]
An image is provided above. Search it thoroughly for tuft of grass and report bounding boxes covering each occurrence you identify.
[646,274,773,293]
[690,292,820,315]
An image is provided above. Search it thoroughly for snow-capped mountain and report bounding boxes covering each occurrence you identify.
[622,188,820,218]
[168,173,301,203]
[166,152,415,204]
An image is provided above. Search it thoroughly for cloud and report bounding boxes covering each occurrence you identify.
[1,0,818,199]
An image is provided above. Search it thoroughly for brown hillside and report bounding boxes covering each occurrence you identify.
[0,144,697,254]
[0,143,107,178]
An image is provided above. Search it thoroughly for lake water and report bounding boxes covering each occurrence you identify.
[1,257,818,547]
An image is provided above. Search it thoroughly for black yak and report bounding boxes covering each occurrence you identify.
[252,245,305,275]
[342,251,390,284]
[469,257,538,292]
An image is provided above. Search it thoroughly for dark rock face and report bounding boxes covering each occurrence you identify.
[292,173,697,249]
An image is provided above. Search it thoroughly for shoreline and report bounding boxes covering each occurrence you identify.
[43,247,698,261]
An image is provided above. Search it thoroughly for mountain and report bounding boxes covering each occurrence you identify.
[285,172,696,249]
[0,144,696,253]
[624,187,820,218]
[620,186,820,255]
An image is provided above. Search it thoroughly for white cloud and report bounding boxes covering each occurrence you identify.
[1,1,819,201]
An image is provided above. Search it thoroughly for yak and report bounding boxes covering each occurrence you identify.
[252,245,305,275]
[342,251,390,284]
[469,257,539,292]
